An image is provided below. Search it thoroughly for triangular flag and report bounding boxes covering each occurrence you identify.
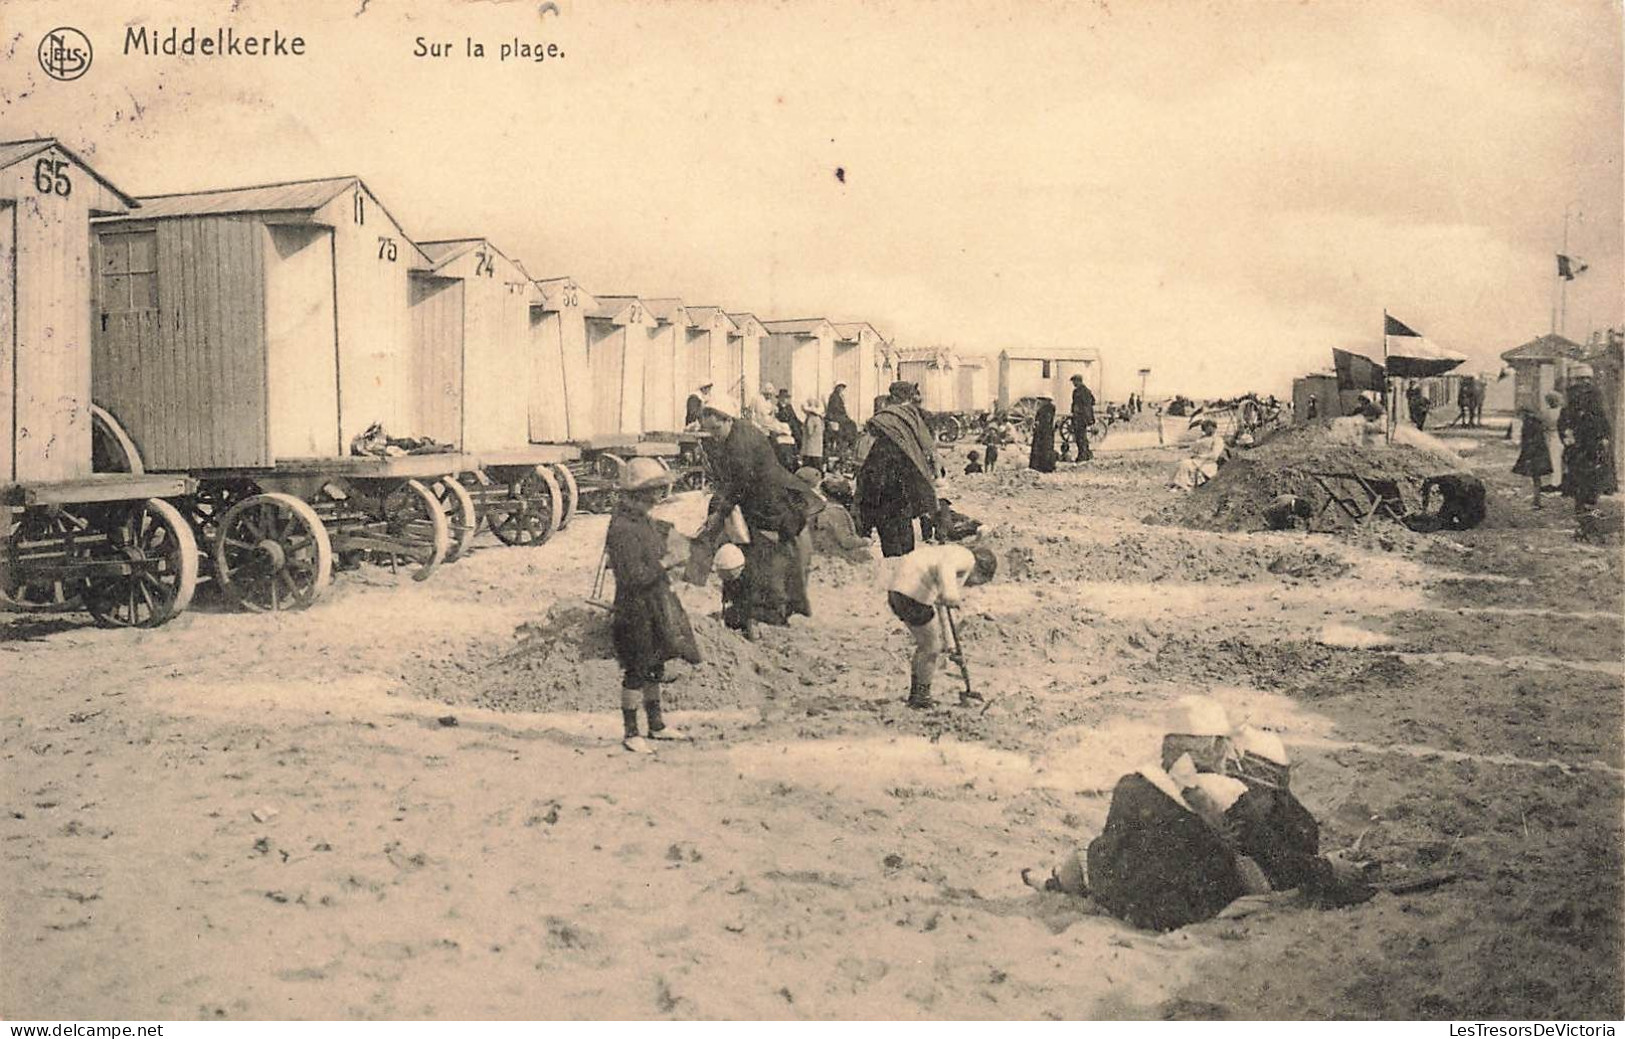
[1557,254,1589,280]
[1384,314,1420,337]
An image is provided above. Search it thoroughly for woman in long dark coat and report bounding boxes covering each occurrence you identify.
[1558,372,1617,538]
[1512,405,1553,508]
[1028,399,1058,473]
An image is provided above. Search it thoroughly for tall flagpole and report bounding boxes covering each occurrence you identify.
[1383,308,1393,445]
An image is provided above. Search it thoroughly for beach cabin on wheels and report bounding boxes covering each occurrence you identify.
[997,346,1103,410]
[529,276,596,443]
[640,299,691,434]
[832,322,886,422]
[413,238,569,553]
[685,307,737,412]
[0,137,199,628]
[894,347,958,413]
[585,296,655,437]
[953,353,993,413]
[726,313,767,402]
[90,176,478,611]
[762,318,837,408]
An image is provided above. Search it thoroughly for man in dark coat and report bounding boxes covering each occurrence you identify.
[684,383,711,428]
[857,381,942,557]
[1070,374,1096,462]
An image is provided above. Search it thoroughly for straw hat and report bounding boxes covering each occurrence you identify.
[1570,363,1595,379]
[804,398,824,416]
[619,457,675,492]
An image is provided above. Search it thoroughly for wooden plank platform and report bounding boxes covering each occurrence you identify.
[627,441,680,457]
[3,473,194,507]
[642,430,709,444]
[263,453,481,479]
[479,444,581,467]
[573,434,642,452]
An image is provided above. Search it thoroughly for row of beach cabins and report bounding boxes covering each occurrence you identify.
[4,136,1087,630]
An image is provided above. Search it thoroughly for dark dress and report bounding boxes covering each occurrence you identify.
[856,404,940,557]
[605,502,700,681]
[826,388,852,456]
[1559,387,1618,507]
[1029,402,1057,473]
[708,419,821,619]
[1512,412,1553,478]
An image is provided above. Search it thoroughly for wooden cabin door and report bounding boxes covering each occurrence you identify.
[91,229,160,471]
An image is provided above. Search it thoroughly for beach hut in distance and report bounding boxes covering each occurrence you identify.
[997,346,1103,410]
[832,322,885,422]
[894,346,957,413]
[726,313,766,402]
[762,318,837,405]
[585,296,656,437]
[684,307,737,414]
[530,276,596,443]
[953,352,993,413]
[640,298,691,434]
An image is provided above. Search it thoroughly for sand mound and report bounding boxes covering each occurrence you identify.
[1157,419,1468,533]
[419,592,770,714]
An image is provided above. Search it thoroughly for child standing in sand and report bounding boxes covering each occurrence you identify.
[888,543,997,709]
[605,458,700,754]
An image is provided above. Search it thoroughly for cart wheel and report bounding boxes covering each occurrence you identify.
[186,479,260,551]
[582,453,626,514]
[213,492,334,612]
[84,498,200,628]
[379,479,449,582]
[430,474,479,562]
[488,465,562,546]
[550,463,580,529]
[0,509,91,611]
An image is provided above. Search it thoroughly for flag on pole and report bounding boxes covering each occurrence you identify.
[1383,314,1467,378]
[1332,348,1385,392]
[1557,254,1589,280]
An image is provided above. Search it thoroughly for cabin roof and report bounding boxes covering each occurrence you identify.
[0,136,139,211]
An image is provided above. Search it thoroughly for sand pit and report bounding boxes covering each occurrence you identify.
[1157,419,1469,533]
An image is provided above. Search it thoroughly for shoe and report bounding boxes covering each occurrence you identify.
[622,736,655,754]
[905,677,936,710]
[648,726,689,741]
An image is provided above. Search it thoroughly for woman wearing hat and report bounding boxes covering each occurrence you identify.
[1169,418,1225,489]
[604,457,700,753]
[801,397,826,472]
[1559,364,1617,539]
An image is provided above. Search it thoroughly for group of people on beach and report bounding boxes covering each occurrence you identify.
[611,378,998,751]
[1511,363,1617,538]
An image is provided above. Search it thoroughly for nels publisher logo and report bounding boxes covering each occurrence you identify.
[38,27,93,81]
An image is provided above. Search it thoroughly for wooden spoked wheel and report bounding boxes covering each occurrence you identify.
[378,479,449,582]
[186,479,259,552]
[487,465,562,546]
[430,474,479,562]
[0,508,91,611]
[84,498,200,628]
[212,492,334,612]
[550,463,579,529]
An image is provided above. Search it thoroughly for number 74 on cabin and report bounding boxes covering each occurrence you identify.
[413,37,564,62]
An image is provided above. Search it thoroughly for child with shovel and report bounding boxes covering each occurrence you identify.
[887,543,997,709]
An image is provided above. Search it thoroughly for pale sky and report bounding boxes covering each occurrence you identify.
[5,0,1620,397]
